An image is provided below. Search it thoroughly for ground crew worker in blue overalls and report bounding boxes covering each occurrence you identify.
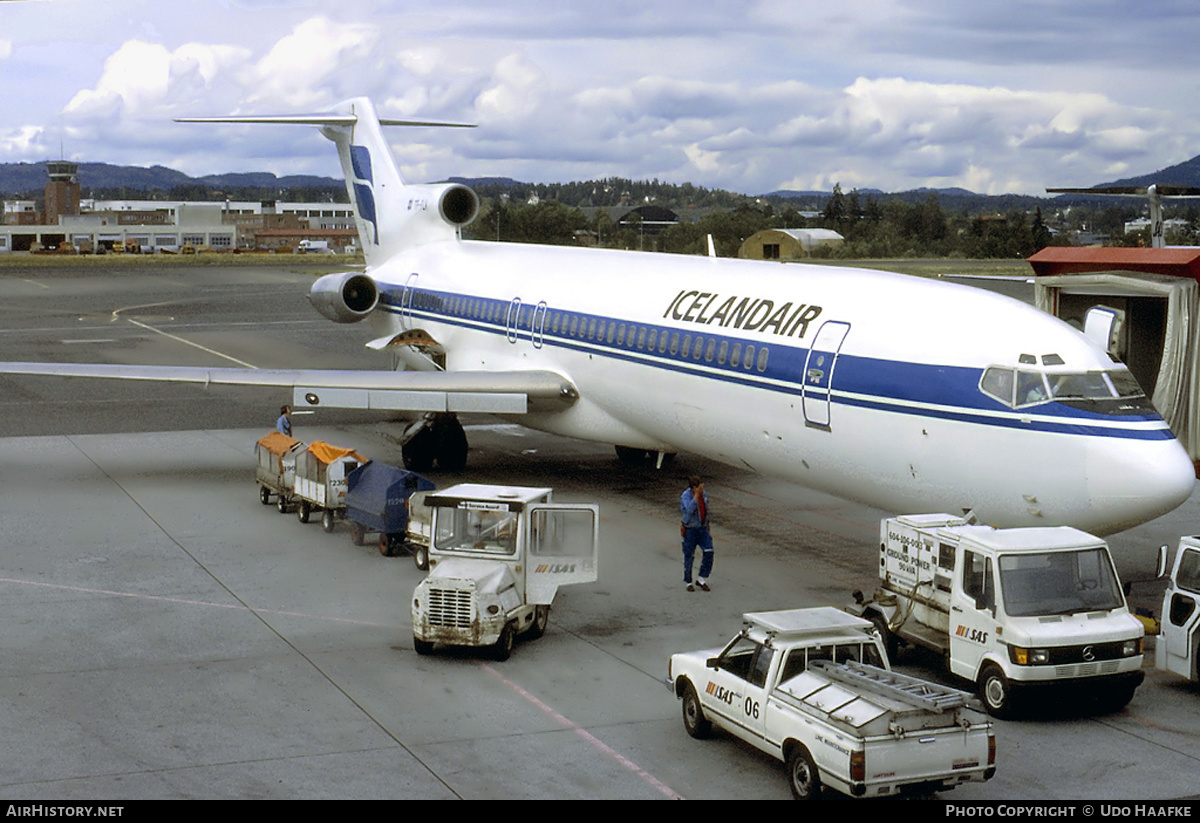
[680,476,714,592]
[276,405,292,436]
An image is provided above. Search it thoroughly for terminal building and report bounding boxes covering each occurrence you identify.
[1,160,357,254]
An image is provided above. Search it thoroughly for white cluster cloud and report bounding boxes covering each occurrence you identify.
[3,1,1198,196]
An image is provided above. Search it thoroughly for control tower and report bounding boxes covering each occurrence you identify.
[44,160,80,223]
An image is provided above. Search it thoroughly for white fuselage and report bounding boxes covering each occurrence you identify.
[360,239,1195,536]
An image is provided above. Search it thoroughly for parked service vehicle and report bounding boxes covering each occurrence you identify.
[1156,537,1200,683]
[343,460,435,564]
[668,608,995,799]
[411,484,598,660]
[851,515,1145,717]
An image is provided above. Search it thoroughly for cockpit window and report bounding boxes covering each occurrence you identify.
[981,368,1015,406]
[1017,371,1048,406]
[1106,369,1144,398]
[1048,372,1111,400]
[980,366,1147,410]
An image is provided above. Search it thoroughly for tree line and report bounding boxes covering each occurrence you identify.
[463,182,1197,259]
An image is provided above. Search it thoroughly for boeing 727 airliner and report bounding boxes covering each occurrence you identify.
[0,98,1192,535]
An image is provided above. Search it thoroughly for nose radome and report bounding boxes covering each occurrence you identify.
[1088,437,1195,535]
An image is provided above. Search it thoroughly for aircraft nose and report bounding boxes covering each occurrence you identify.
[1088,436,1195,534]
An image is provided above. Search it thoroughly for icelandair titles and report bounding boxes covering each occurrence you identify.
[663,290,823,338]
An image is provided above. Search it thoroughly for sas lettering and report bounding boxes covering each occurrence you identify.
[705,681,739,705]
[954,625,989,644]
[663,289,823,339]
[534,563,577,573]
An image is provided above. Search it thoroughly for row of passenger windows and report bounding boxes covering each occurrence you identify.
[409,291,771,374]
[549,311,770,373]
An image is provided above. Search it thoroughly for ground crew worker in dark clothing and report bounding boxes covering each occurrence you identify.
[680,476,714,592]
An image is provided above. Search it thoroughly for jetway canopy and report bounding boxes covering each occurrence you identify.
[1035,272,1200,458]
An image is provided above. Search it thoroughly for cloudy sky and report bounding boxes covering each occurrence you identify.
[2,0,1199,196]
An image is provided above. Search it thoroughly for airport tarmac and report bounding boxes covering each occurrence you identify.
[0,264,1198,800]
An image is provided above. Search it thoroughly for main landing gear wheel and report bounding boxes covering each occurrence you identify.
[402,414,468,472]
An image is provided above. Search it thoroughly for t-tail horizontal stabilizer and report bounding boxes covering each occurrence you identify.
[177,98,479,262]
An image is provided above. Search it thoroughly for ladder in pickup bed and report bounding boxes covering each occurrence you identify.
[808,660,976,713]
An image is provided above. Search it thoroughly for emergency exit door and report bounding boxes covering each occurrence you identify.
[802,320,850,430]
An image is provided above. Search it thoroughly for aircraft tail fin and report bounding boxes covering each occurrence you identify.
[177,98,479,265]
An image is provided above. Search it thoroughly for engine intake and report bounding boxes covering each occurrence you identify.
[309,271,379,323]
[439,184,479,227]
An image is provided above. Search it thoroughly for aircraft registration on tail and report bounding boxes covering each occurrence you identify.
[0,98,1192,535]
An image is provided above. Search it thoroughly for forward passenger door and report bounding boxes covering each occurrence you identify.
[802,320,850,430]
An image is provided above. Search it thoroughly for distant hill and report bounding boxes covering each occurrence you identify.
[0,161,344,197]
[1100,155,1200,189]
[7,149,1200,210]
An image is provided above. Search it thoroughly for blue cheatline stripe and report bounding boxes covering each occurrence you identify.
[376,287,1173,442]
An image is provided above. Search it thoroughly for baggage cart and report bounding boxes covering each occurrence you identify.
[344,461,436,564]
[255,431,304,511]
[293,441,368,532]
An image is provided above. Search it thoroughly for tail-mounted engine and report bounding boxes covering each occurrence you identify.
[404,182,480,232]
[308,271,379,323]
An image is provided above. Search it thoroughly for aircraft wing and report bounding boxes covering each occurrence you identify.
[0,363,578,414]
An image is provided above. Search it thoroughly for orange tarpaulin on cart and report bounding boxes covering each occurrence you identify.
[256,430,301,455]
[306,440,368,465]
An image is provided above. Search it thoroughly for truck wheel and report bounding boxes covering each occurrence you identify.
[412,544,429,571]
[681,682,712,739]
[379,532,394,557]
[526,605,550,639]
[350,522,364,546]
[869,613,899,662]
[786,745,822,800]
[259,485,270,505]
[322,509,335,533]
[978,663,1016,718]
[492,623,515,661]
[297,502,310,524]
[413,636,433,656]
[277,496,288,514]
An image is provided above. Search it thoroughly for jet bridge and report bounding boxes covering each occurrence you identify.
[1028,246,1200,464]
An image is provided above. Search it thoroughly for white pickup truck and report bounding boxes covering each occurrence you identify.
[668,608,995,799]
